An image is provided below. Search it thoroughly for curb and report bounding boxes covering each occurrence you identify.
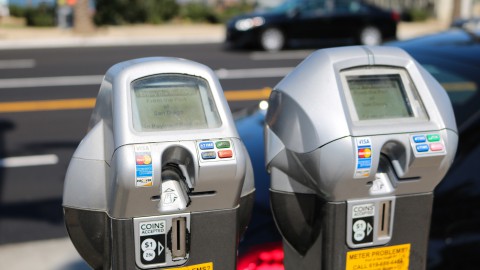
[0,24,225,50]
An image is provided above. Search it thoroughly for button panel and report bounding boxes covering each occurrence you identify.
[197,139,234,161]
[411,133,446,155]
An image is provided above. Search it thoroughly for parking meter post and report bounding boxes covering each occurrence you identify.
[265,46,458,269]
[63,57,255,270]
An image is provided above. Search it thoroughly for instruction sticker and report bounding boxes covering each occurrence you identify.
[346,243,410,270]
[139,220,166,265]
[135,145,153,187]
[351,203,375,245]
[354,137,372,178]
[168,262,213,270]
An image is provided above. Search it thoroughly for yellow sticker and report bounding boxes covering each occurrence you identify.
[168,262,213,270]
[346,244,410,270]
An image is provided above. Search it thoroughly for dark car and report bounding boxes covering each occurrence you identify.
[235,28,480,269]
[226,0,399,51]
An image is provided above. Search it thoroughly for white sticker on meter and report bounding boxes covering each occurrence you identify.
[351,203,374,244]
[354,137,372,178]
[138,220,166,265]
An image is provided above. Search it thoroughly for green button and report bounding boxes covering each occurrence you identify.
[427,134,440,142]
[216,140,231,149]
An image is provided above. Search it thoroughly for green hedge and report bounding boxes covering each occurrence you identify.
[19,3,56,27]
[94,1,254,26]
[9,1,256,27]
[94,0,179,25]
[179,3,217,23]
[11,3,56,27]
[215,3,254,23]
[407,8,431,22]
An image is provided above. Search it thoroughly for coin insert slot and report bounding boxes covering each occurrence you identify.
[172,217,187,258]
[378,201,391,238]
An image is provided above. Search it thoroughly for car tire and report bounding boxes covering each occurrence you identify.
[260,27,285,52]
[359,26,382,46]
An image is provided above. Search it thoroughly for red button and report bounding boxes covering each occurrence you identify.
[430,143,444,151]
[218,150,233,158]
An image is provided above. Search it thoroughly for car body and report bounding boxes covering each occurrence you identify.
[235,28,480,269]
[451,17,480,32]
[225,0,398,51]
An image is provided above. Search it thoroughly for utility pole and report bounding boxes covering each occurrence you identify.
[452,0,462,19]
[74,0,95,33]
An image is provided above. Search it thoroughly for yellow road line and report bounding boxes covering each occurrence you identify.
[441,82,477,91]
[224,87,272,101]
[0,88,273,113]
[0,98,96,113]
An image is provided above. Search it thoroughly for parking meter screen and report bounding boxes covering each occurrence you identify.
[131,74,222,131]
[347,74,413,120]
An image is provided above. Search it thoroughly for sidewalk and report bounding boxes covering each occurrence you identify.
[0,23,225,49]
[0,20,447,50]
[0,237,88,270]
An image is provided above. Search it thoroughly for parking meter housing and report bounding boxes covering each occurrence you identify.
[265,46,458,269]
[63,57,255,269]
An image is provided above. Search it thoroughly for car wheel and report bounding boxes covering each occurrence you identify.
[260,28,285,52]
[359,26,382,46]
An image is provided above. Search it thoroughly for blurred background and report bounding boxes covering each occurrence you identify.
[0,0,479,269]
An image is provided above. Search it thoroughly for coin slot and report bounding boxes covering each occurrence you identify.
[378,200,391,238]
[172,217,187,259]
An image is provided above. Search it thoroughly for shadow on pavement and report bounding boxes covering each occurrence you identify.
[0,197,63,223]
[59,260,90,270]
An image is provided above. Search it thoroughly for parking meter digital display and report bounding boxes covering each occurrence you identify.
[131,74,222,132]
[347,74,413,120]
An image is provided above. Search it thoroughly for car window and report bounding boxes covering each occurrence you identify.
[333,0,362,14]
[299,0,327,16]
[269,0,298,13]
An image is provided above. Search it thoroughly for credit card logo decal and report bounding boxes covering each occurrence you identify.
[135,144,153,187]
[354,137,372,178]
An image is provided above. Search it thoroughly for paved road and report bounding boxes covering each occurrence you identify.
[0,43,310,247]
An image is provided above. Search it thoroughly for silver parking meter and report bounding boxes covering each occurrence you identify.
[265,46,458,269]
[63,57,255,270]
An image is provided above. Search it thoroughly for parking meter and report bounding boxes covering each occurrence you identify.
[63,57,255,270]
[265,46,458,269]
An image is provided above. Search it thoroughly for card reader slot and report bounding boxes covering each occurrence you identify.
[380,154,421,182]
[190,191,216,196]
[152,191,216,201]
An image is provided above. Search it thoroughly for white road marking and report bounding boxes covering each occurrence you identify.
[0,59,36,69]
[0,67,294,89]
[215,67,293,79]
[0,75,104,89]
[0,154,59,168]
[250,50,313,61]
